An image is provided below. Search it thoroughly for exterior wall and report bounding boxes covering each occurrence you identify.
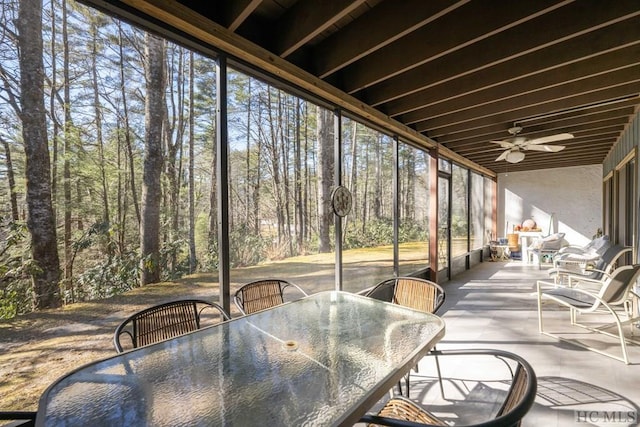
[497,165,602,247]
[603,110,639,175]
[603,110,640,263]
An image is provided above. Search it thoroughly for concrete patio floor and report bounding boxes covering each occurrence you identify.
[366,260,640,426]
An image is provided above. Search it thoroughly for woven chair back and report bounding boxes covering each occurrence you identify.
[238,280,286,314]
[114,299,229,353]
[134,301,200,347]
[394,278,444,314]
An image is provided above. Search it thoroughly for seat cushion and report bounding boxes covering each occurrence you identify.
[530,232,565,250]
[542,287,595,309]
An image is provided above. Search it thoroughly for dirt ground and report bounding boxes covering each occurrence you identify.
[0,250,402,414]
[0,274,238,412]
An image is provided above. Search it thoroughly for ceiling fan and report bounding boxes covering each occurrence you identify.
[491,125,573,163]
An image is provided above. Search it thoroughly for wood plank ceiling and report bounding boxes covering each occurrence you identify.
[93,0,640,174]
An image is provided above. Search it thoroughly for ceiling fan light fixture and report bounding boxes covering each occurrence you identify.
[505,150,525,163]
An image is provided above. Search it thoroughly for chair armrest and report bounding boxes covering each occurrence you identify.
[548,265,586,277]
[567,270,611,287]
[564,268,609,279]
[555,254,599,266]
[356,286,374,295]
[536,279,559,290]
[550,258,601,275]
[283,281,309,297]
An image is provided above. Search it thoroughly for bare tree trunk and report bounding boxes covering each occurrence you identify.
[349,122,358,218]
[90,19,110,228]
[281,96,293,255]
[165,47,186,274]
[317,108,333,253]
[188,52,197,273]
[117,120,125,253]
[140,33,165,285]
[404,151,416,220]
[362,143,370,233]
[302,103,309,243]
[208,111,217,254]
[245,79,253,231]
[118,22,140,225]
[49,0,59,223]
[252,100,262,236]
[0,136,19,220]
[266,89,285,245]
[294,99,303,252]
[374,134,382,219]
[62,0,73,297]
[18,0,62,309]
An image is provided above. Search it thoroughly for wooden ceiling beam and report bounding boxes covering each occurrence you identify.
[223,0,261,31]
[444,126,628,156]
[491,157,605,172]
[416,81,640,134]
[339,0,568,92]
[453,134,618,156]
[385,44,640,117]
[313,0,466,78]
[341,0,640,93]
[405,65,640,126]
[274,0,368,58]
[471,149,611,166]
[438,111,633,145]
[366,17,640,107]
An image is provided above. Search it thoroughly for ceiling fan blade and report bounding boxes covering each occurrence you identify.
[495,150,510,161]
[524,144,566,152]
[526,133,574,145]
[490,140,515,149]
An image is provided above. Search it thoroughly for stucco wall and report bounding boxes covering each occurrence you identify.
[497,164,602,246]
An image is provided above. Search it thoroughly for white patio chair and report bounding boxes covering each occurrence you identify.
[548,244,632,286]
[537,264,640,364]
[553,234,610,262]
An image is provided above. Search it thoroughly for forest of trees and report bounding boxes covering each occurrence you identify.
[0,0,487,319]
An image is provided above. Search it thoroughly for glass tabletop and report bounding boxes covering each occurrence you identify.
[36,290,445,426]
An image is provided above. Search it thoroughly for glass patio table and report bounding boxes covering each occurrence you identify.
[35,290,445,426]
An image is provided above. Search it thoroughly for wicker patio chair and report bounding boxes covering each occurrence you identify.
[113,299,230,353]
[365,277,445,396]
[0,411,36,427]
[365,277,445,313]
[234,279,309,315]
[360,349,537,427]
[537,264,640,364]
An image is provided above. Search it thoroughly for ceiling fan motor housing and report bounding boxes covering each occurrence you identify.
[508,126,522,136]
